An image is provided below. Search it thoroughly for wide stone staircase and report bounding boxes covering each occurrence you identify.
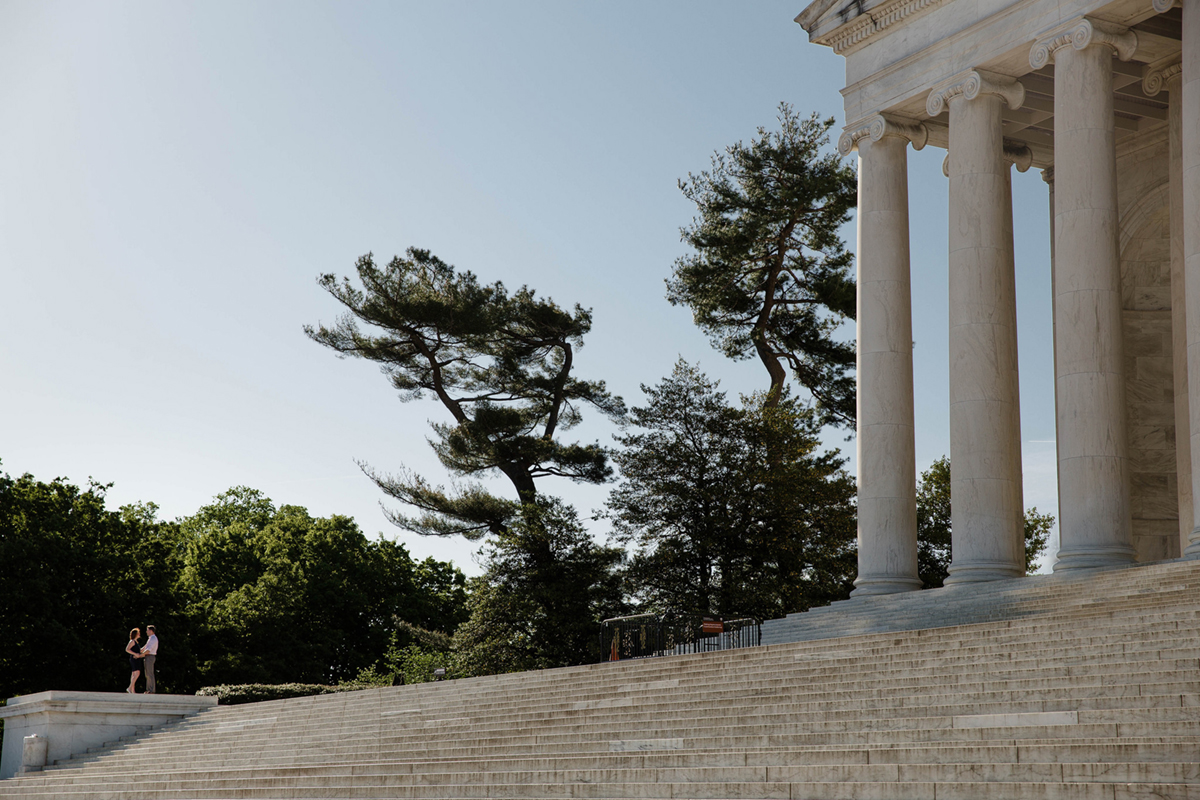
[5,559,1200,799]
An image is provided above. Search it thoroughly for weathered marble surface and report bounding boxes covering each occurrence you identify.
[939,74,1026,583]
[1183,0,1200,557]
[1051,39,1137,570]
[852,131,924,596]
[1119,143,1178,559]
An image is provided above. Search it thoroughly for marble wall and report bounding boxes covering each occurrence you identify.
[1118,135,1180,561]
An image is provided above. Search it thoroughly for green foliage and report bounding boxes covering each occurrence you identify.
[453,499,626,676]
[450,578,540,677]
[606,362,857,621]
[387,645,454,685]
[667,105,858,425]
[343,664,396,688]
[915,456,1055,588]
[0,463,473,701]
[195,683,370,705]
[0,464,197,698]
[306,249,625,538]
[1024,507,1055,571]
[389,619,454,653]
[179,488,469,687]
[916,457,953,589]
[409,558,471,634]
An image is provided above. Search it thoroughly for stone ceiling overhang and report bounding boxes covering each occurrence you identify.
[799,0,1183,168]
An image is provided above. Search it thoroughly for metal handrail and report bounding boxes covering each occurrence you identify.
[600,613,761,662]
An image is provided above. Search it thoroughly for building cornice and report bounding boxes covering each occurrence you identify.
[801,0,951,55]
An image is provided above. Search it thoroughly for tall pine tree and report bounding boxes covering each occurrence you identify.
[668,105,857,426]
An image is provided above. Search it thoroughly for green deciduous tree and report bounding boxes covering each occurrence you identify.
[606,362,857,621]
[915,456,1055,588]
[179,487,469,686]
[0,464,196,698]
[306,250,625,538]
[667,105,858,425]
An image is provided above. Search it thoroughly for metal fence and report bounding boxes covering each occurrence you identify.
[600,613,761,661]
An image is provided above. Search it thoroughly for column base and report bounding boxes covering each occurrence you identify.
[1182,527,1200,559]
[943,561,1024,585]
[1052,544,1137,572]
[850,574,923,596]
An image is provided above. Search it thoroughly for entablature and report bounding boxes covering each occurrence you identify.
[803,0,1181,166]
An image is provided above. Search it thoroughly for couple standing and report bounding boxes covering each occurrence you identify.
[124,625,158,694]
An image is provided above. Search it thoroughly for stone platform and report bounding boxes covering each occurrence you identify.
[761,560,1153,645]
[2,559,1200,798]
[0,692,216,780]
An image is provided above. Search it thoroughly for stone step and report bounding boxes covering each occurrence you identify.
[56,702,1200,759]
[31,744,1200,787]
[44,725,1200,770]
[69,701,1200,755]
[0,779,1173,799]
[148,652,1200,725]
[42,740,1200,784]
[78,681,1200,749]
[12,761,1200,798]
[7,560,1200,800]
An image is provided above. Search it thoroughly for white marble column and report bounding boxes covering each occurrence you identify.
[1181,0,1200,557]
[1031,19,1139,570]
[839,114,927,595]
[928,71,1027,583]
[1144,58,1191,554]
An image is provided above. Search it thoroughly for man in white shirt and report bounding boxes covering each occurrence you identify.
[140,626,158,694]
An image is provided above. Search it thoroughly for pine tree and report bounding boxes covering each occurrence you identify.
[307,249,625,538]
[667,105,857,426]
[607,361,857,620]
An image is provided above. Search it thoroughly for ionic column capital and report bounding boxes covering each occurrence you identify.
[939,141,1032,177]
[1143,56,1183,96]
[926,69,1026,117]
[1029,18,1138,69]
[838,113,928,156]
[1151,0,1175,15]
[1041,166,1055,185]
[1004,140,1034,172]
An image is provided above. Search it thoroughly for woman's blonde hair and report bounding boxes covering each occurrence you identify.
[129,628,141,642]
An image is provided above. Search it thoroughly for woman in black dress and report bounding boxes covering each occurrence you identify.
[125,628,143,693]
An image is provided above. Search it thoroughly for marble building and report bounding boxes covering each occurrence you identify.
[795,0,1200,593]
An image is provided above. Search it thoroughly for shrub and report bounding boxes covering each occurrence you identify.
[389,645,455,684]
[195,682,378,705]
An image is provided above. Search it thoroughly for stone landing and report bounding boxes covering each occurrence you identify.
[0,692,215,780]
[761,560,1156,645]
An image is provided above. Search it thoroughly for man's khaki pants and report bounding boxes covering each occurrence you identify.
[143,654,156,693]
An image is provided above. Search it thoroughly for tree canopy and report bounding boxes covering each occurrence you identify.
[667,105,858,426]
[306,249,624,539]
[452,498,626,676]
[0,464,469,698]
[606,361,857,620]
[0,465,197,699]
[180,487,468,685]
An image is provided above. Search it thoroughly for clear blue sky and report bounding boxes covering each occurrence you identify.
[0,1,1057,575]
